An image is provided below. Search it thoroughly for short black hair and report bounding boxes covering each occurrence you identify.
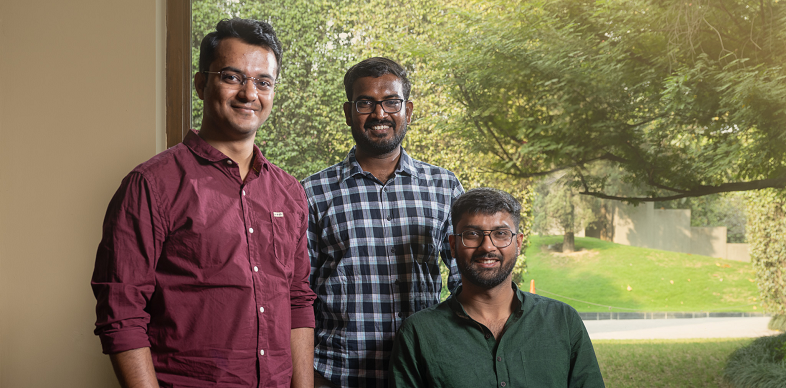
[451,188,522,231]
[343,57,411,101]
[199,18,283,76]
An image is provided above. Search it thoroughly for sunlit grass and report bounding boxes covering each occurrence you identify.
[594,338,752,388]
[522,235,760,312]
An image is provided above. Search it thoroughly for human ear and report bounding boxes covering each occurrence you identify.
[343,101,353,127]
[194,72,207,101]
[404,100,414,124]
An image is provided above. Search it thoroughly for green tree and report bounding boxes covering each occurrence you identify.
[416,0,786,202]
[746,189,786,315]
[532,174,599,252]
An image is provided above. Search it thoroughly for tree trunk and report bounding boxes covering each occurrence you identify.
[563,232,575,252]
[563,201,575,252]
[599,203,611,241]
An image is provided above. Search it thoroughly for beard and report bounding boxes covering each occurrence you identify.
[458,252,516,289]
[352,119,407,155]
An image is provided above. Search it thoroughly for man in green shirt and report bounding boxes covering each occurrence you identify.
[389,188,605,387]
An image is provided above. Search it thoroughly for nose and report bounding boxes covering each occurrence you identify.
[236,80,258,102]
[477,233,497,252]
[371,101,388,119]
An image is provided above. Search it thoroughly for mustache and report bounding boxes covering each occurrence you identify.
[472,252,504,261]
[364,120,395,129]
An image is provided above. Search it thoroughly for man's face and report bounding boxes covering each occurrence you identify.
[343,74,413,155]
[194,37,277,140]
[449,211,524,289]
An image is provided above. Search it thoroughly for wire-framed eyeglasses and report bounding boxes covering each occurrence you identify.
[202,70,276,94]
[350,99,405,114]
[454,229,517,248]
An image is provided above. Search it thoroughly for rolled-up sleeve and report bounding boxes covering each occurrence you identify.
[91,172,164,354]
[444,180,465,292]
[290,185,316,329]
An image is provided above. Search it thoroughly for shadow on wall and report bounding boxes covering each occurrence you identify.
[610,202,749,262]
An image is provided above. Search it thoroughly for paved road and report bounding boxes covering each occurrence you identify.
[583,317,781,340]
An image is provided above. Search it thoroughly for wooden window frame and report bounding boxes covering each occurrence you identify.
[166,0,192,148]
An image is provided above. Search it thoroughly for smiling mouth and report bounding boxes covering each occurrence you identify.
[365,120,394,132]
[232,105,259,112]
[477,258,497,264]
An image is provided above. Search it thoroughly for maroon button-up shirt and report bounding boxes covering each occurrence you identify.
[92,130,315,387]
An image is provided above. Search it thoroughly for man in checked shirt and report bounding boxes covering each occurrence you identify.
[302,57,464,387]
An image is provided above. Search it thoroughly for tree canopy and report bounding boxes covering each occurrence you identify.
[416,0,786,202]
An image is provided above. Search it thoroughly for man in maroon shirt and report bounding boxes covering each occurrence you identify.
[91,18,316,388]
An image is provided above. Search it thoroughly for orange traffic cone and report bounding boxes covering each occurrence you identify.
[529,279,536,294]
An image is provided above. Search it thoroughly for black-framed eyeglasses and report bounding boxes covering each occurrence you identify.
[350,99,405,114]
[454,229,517,248]
[202,70,276,94]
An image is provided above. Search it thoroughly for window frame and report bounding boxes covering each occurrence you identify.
[166,0,192,148]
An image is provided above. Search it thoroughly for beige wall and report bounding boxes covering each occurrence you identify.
[0,1,165,386]
[613,202,692,253]
[727,243,751,262]
[612,202,750,261]
[689,226,728,259]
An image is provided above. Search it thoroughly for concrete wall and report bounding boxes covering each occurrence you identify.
[612,202,750,261]
[0,1,166,386]
[727,243,751,262]
[689,226,727,259]
[612,202,691,253]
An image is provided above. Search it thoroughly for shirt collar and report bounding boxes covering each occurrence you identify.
[183,129,269,173]
[338,146,419,183]
[448,282,525,320]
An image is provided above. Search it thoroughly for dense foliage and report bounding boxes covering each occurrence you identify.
[191,0,786,292]
[723,332,786,388]
[746,188,786,315]
[416,0,786,202]
[532,174,600,251]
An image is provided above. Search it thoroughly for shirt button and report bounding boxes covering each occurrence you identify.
[253,266,259,272]
[259,306,265,313]
[497,356,502,362]
[227,160,233,165]
[249,228,254,233]
[398,312,403,318]
[386,215,392,221]
[501,382,506,387]
[390,248,395,254]
[260,350,265,356]
[485,334,491,339]
[394,279,400,284]
[242,190,246,196]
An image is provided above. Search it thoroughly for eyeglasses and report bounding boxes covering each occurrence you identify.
[350,99,405,114]
[454,229,517,248]
[202,70,276,94]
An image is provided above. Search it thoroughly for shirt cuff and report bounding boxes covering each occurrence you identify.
[291,305,315,329]
[98,327,151,354]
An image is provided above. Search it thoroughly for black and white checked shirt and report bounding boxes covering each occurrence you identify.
[303,147,463,388]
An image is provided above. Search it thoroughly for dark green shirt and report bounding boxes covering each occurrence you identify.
[389,283,605,387]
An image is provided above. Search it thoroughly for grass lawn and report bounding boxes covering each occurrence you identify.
[521,235,760,312]
[593,338,752,387]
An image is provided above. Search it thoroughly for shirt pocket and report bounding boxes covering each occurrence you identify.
[270,210,298,270]
[408,214,443,265]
